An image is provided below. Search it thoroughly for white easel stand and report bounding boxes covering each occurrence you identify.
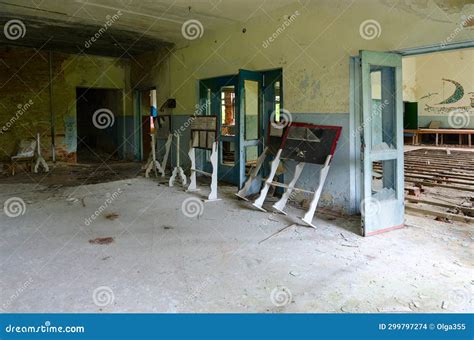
[145,133,163,178]
[300,155,332,228]
[235,147,268,201]
[34,133,49,173]
[272,162,305,215]
[160,134,173,177]
[252,149,282,212]
[252,153,333,229]
[187,141,219,202]
[169,134,187,187]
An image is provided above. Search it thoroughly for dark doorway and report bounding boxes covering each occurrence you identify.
[76,88,123,163]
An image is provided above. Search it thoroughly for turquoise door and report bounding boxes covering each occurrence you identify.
[199,75,239,185]
[199,69,281,188]
[358,51,404,236]
[237,69,263,188]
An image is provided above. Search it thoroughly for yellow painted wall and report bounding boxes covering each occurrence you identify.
[403,48,473,116]
[140,0,473,116]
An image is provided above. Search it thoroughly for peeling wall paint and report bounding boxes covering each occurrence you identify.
[0,46,132,162]
[134,0,471,116]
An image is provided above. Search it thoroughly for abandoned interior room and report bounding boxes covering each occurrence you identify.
[0,0,472,314]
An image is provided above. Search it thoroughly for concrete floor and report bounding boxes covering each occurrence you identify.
[0,177,472,313]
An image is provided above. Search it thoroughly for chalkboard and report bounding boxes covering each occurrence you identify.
[191,116,218,150]
[280,123,342,165]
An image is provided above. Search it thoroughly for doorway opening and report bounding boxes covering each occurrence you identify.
[351,45,473,236]
[76,87,123,163]
[136,88,157,161]
[199,68,282,188]
[400,48,474,225]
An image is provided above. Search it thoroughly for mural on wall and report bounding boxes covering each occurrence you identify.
[423,78,474,115]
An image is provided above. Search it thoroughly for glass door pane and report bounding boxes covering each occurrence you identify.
[360,50,404,236]
[244,79,259,140]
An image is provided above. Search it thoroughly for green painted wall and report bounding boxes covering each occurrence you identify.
[0,46,132,162]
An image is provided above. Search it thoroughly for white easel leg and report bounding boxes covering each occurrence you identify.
[34,157,49,173]
[169,167,178,187]
[177,167,187,186]
[33,133,49,173]
[187,147,198,192]
[301,156,332,228]
[272,162,305,214]
[236,147,268,201]
[252,149,282,212]
[160,134,173,177]
[206,142,219,201]
[145,134,162,178]
[145,161,154,178]
[169,134,187,187]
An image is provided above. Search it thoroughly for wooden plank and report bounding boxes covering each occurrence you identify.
[406,203,474,223]
[404,174,473,186]
[404,179,474,192]
[405,196,474,216]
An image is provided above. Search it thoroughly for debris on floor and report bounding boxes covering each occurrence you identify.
[403,148,474,223]
[105,213,119,220]
[89,237,114,245]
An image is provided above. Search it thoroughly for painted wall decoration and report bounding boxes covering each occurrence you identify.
[436,79,464,104]
[423,78,473,116]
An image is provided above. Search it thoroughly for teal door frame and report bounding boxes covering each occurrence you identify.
[237,69,263,188]
[261,68,283,179]
[198,68,283,188]
[350,41,473,228]
[357,50,404,236]
[199,75,238,183]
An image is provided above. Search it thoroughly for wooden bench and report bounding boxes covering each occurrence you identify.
[404,128,473,147]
